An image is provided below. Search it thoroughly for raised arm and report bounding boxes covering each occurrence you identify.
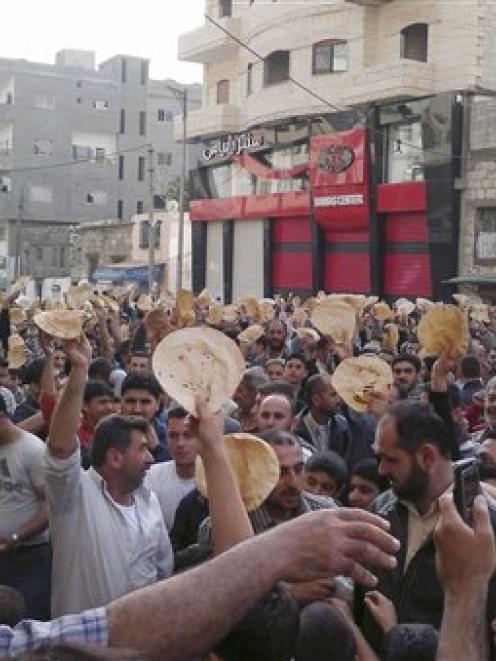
[48,335,92,459]
[191,397,253,555]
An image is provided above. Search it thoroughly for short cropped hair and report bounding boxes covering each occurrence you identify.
[242,367,270,392]
[351,458,389,493]
[305,451,348,489]
[258,381,296,411]
[258,430,299,448]
[167,405,188,421]
[392,354,421,374]
[386,401,453,459]
[91,415,149,468]
[83,380,114,405]
[20,358,45,385]
[88,358,113,381]
[121,372,162,401]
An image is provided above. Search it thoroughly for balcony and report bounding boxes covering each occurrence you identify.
[178,16,241,64]
[174,104,244,141]
[345,60,435,105]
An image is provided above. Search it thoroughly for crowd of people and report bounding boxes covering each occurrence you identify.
[0,281,495,660]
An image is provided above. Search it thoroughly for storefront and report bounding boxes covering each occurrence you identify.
[189,93,462,301]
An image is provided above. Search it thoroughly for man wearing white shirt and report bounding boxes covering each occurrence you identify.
[146,406,198,530]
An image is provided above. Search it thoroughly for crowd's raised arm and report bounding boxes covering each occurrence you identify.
[1,283,496,659]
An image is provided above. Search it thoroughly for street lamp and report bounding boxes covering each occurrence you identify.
[165,84,188,291]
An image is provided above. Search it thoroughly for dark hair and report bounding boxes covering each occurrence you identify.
[0,391,6,415]
[88,358,113,381]
[268,319,288,336]
[258,430,299,448]
[0,585,26,627]
[91,415,149,468]
[383,623,438,661]
[214,585,299,661]
[167,405,188,421]
[295,603,356,661]
[258,381,296,410]
[305,451,348,488]
[386,401,453,459]
[286,352,307,366]
[305,373,331,402]
[242,367,270,392]
[351,458,389,492]
[20,358,45,385]
[121,372,162,401]
[460,355,481,380]
[130,350,150,359]
[0,357,8,369]
[83,380,114,405]
[392,354,421,373]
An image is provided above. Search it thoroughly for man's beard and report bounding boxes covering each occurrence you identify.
[391,459,429,501]
[478,460,496,482]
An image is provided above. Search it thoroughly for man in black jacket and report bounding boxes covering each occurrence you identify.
[355,399,496,656]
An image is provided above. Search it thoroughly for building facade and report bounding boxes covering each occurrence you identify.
[178,0,496,301]
[0,49,201,291]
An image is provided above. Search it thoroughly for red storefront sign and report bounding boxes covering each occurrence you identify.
[310,128,370,232]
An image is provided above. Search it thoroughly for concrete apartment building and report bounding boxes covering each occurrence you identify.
[178,0,496,302]
[0,49,201,291]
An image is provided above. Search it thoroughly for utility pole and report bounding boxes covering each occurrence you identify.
[15,187,24,278]
[177,88,187,290]
[147,146,155,295]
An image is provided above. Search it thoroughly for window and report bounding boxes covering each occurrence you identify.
[264,51,290,86]
[76,80,83,88]
[154,194,165,209]
[86,191,107,204]
[0,174,12,193]
[312,40,348,74]
[51,246,58,268]
[117,199,124,220]
[30,186,52,203]
[165,110,173,122]
[216,79,230,105]
[138,156,146,181]
[158,108,165,121]
[92,100,109,110]
[139,111,147,136]
[33,139,53,155]
[121,58,127,83]
[140,60,149,85]
[120,109,126,134]
[386,123,424,183]
[139,220,150,248]
[94,147,106,162]
[158,152,172,166]
[119,155,124,180]
[401,23,428,62]
[60,246,66,268]
[137,200,144,214]
[219,0,232,17]
[35,246,43,261]
[72,145,93,160]
[247,63,253,96]
[476,208,496,264]
[35,94,55,109]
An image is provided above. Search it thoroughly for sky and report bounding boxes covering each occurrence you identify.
[2,0,204,83]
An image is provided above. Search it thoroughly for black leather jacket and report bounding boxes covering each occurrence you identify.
[355,488,496,657]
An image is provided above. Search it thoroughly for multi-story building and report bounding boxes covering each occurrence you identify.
[178,0,496,301]
[0,49,201,291]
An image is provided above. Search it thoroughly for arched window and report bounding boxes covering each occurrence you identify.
[401,23,428,62]
[313,40,348,74]
[216,79,230,105]
[264,51,290,87]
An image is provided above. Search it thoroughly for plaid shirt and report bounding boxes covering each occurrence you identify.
[249,491,338,534]
[0,607,108,657]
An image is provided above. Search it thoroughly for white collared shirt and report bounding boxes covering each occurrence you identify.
[44,445,173,617]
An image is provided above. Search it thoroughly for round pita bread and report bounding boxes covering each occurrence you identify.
[470,303,490,324]
[417,304,468,360]
[33,310,84,340]
[10,276,30,296]
[137,295,154,312]
[9,307,26,326]
[238,324,265,344]
[152,327,245,416]
[222,305,239,324]
[311,301,356,344]
[176,289,194,319]
[332,356,393,413]
[327,294,367,311]
[207,305,223,326]
[372,301,394,321]
[394,298,415,317]
[295,327,320,343]
[195,433,280,511]
[145,308,171,341]
[7,334,26,369]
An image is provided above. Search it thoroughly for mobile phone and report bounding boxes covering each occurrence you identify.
[453,458,481,526]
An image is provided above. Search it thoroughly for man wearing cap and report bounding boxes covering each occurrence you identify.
[45,335,172,617]
[0,391,50,620]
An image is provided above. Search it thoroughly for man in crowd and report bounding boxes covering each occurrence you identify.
[458,355,484,406]
[257,392,295,434]
[45,335,173,617]
[294,373,349,454]
[128,350,151,375]
[12,358,45,425]
[391,354,423,401]
[356,399,496,654]
[232,367,268,432]
[266,320,289,360]
[0,357,8,388]
[146,406,198,530]
[265,357,285,381]
[120,371,170,462]
[303,450,348,500]
[283,353,309,412]
[0,391,50,620]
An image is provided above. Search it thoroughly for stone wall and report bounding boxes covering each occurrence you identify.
[71,219,133,281]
